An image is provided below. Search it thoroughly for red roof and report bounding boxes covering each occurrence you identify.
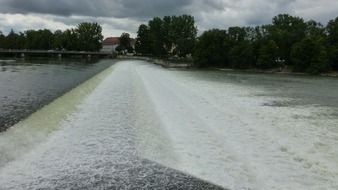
[102,37,120,45]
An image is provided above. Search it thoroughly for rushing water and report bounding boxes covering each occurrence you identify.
[0,60,337,190]
[0,58,114,132]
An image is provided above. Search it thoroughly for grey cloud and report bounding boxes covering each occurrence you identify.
[0,0,192,18]
[0,0,338,37]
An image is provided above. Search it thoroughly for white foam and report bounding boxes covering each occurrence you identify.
[133,62,338,190]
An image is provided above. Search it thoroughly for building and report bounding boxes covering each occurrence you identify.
[101,37,136,54]
[101,37,120,53]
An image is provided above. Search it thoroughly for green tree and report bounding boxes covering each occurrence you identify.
[269,14,307,64]
[327,17,338,70]
[3,30,22,49]
[162,16,173,54]
[148,17,166,57]
[257,40,279,69]
[306,20,325,37]
[171,15,197,57]
[228,41,254,69]
[228,27,246,43]
[327,17,338,45]
[117,32,132,54]
[193,29,229,67]
[291,37,329,74]
[76,22,103,51]
[52,30,64,50]
[135,24,151,55]
[62,29,79,51]
[25,29,53,50]
[0,31,4,49]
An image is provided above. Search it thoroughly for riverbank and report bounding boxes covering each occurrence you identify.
[217,67,338,78]
[118,55,338,78]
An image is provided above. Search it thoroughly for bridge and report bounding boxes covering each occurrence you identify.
[0,49,115,58]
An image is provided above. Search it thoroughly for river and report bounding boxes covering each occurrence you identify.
[0,60,337,190]
[0,58,114,132]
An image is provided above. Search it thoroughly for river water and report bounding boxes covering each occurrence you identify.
[0,58,114,132]
[0,60,337,190]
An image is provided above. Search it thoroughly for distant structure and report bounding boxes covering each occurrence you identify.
[101,37,120,53]
[101,37,136,54]
[130,39,136,49]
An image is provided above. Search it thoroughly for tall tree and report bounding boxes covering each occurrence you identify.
[148,17,166,57]
[52,30,64,50]
[135,24,151,55]
[193,29,229,67]
[228,27,246,43]
[76,22,103,51]
[117,32,132,53]
[62,29,79,51]
[171,15,197,57]
[269,14,307,64]
[0,31,5,49]
[257,40,279,69]
[162,16,173,54]
[306,20,325,37]
[3,30,21,49]
[228,41,254,69]
[327,17,338,70]
[25,29,53,50]
[291,36,329,74]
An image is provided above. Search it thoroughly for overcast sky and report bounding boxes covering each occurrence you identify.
[0,0,337,38]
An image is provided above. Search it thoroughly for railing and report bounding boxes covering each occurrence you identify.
[0,49,113,56]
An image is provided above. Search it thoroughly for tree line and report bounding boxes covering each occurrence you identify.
[136,14,338,74]
[0,22,103,52]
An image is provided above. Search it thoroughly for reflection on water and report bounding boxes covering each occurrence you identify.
[0,58,114,132]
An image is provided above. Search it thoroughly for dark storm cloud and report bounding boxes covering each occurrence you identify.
[0,0,192,18]
[0,0,338,37]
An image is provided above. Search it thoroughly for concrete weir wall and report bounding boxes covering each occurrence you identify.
[118,55,192,68]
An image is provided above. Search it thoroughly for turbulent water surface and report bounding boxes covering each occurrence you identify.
[0,60,337,190]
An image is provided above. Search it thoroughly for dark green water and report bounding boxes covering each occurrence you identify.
[0,58,115,132]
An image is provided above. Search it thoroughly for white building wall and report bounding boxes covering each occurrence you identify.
[101,45,118,53]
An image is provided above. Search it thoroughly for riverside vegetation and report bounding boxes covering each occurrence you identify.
[0,22,103,52]
[135,14,338,74]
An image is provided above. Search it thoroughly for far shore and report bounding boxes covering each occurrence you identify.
[117,55,338,78]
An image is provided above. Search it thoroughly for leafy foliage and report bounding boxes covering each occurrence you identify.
[136,15,197,58]
[257,40,279,69]
[327,17,338,70]
[116,33,133,54]
[193,14,337,74]
[135,24,151,55]
[0,22,103,51]
[228,41,254,69]
[291,37,329,74]
[76,22,103,51]
[193,29,229,67]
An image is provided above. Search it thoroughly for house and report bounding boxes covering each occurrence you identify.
[101,36,136,54]
[101,37,120,53]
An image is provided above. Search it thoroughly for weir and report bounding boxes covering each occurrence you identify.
[0,60,226,190]
[0,65,114,167]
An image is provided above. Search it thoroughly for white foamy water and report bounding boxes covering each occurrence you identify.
[0,60,337,190]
